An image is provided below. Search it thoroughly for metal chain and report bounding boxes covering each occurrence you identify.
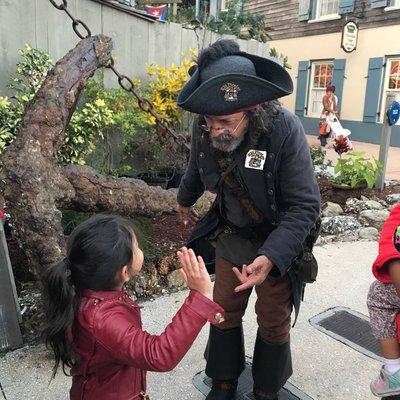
[48,0,189,149]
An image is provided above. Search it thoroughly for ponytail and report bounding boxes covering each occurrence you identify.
[42,258,77,378]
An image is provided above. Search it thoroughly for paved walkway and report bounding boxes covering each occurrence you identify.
[0,241,384,400]
[307,134,400,180]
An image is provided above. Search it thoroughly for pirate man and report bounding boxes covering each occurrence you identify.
[176,40,320,400]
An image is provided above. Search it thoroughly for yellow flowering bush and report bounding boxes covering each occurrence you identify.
[145,50,196,130]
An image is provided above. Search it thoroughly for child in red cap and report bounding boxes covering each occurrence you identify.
[367,204,400,397]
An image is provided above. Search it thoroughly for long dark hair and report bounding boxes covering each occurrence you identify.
[42,214,136,377]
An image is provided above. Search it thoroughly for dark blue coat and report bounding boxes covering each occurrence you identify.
[177,107,321,317]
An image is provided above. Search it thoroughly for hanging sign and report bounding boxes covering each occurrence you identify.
[341,21,358,53]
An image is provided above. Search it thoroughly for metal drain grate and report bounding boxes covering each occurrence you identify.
[309,307,383,362]
[193,360,313,400]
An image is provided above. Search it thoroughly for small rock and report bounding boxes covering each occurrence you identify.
[321,216,361,235]
[195,192,216,216]
[314,236,322,246]
[132,276,146,297]
[345,197,383,213]
[322,235,336,244]
[345,198,365,213]
[130,293,138,302]
[158,255,176,275]
[365,200,383,210]
[336,232,359,242]
[359,210,390,231]
[386,194,400,205]
[358,227,380,240]
[145,265,159,289]
[167,269,186,289]
[322,202,343,217]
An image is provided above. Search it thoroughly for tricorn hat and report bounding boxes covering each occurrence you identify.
[177,39,293,116]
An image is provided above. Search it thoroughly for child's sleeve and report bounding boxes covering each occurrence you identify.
[94,290,224,372]
[373,205,400,283]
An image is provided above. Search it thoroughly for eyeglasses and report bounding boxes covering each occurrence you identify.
[200,114,247,135]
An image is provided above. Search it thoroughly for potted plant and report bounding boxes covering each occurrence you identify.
[333,151,383,190]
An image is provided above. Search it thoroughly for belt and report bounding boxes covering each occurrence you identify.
[222,221,276,241]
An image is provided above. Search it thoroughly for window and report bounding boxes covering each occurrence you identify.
[316,0,339,18]
[380,58,400,123]
[307,61,334,117]
[220,0,228,11]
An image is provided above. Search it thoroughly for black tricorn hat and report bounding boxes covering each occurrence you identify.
[177,42,293,116]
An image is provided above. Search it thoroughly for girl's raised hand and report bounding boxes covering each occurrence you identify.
[177,247,212,300]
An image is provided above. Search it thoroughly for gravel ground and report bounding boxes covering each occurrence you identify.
[0,241,382,400]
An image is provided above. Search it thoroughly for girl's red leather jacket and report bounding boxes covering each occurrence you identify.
[69,288,224,400]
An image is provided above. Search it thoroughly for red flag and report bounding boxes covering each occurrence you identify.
[145,5,168,21]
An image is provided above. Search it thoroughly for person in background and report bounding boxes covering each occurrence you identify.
[318,85,337,147]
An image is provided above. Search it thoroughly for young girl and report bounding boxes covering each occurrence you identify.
[368,204,400,397]
[42,214,224,400]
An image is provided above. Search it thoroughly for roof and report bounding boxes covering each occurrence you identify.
[90,0,159,23]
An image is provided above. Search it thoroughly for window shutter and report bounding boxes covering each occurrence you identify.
[332,59,346,112]
[311,0,318,19]
[295,61,310,117]
[339,0,355,13]
[363,57,384,123]
[371,0,389,9]
[299,0,311,21]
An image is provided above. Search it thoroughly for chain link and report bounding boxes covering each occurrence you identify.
[72,19,92,39]
[49,0,67,10]
[48,0,189,149]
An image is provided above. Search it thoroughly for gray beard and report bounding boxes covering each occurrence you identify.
[210,131,245,152]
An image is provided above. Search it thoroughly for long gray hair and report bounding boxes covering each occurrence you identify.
[246,100,282,143]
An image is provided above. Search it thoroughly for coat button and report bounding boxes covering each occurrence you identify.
[268,189,274,196]
[93,299,99,305]
[199,168,204,174]
[271,204,277,211]
[199,152,205,158]
[268,153,275,159]
[214,312,224,323]
[266,172,272,178]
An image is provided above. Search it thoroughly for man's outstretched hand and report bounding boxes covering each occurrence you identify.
[232,255,274,292]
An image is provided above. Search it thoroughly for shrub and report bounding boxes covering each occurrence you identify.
[334,151,382,189]
[0,45,53,152]
[0,45,114,165]
[60,98,115,165]
[79,79,154,174]
[309,145,326,167]
[145,52,195,131]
